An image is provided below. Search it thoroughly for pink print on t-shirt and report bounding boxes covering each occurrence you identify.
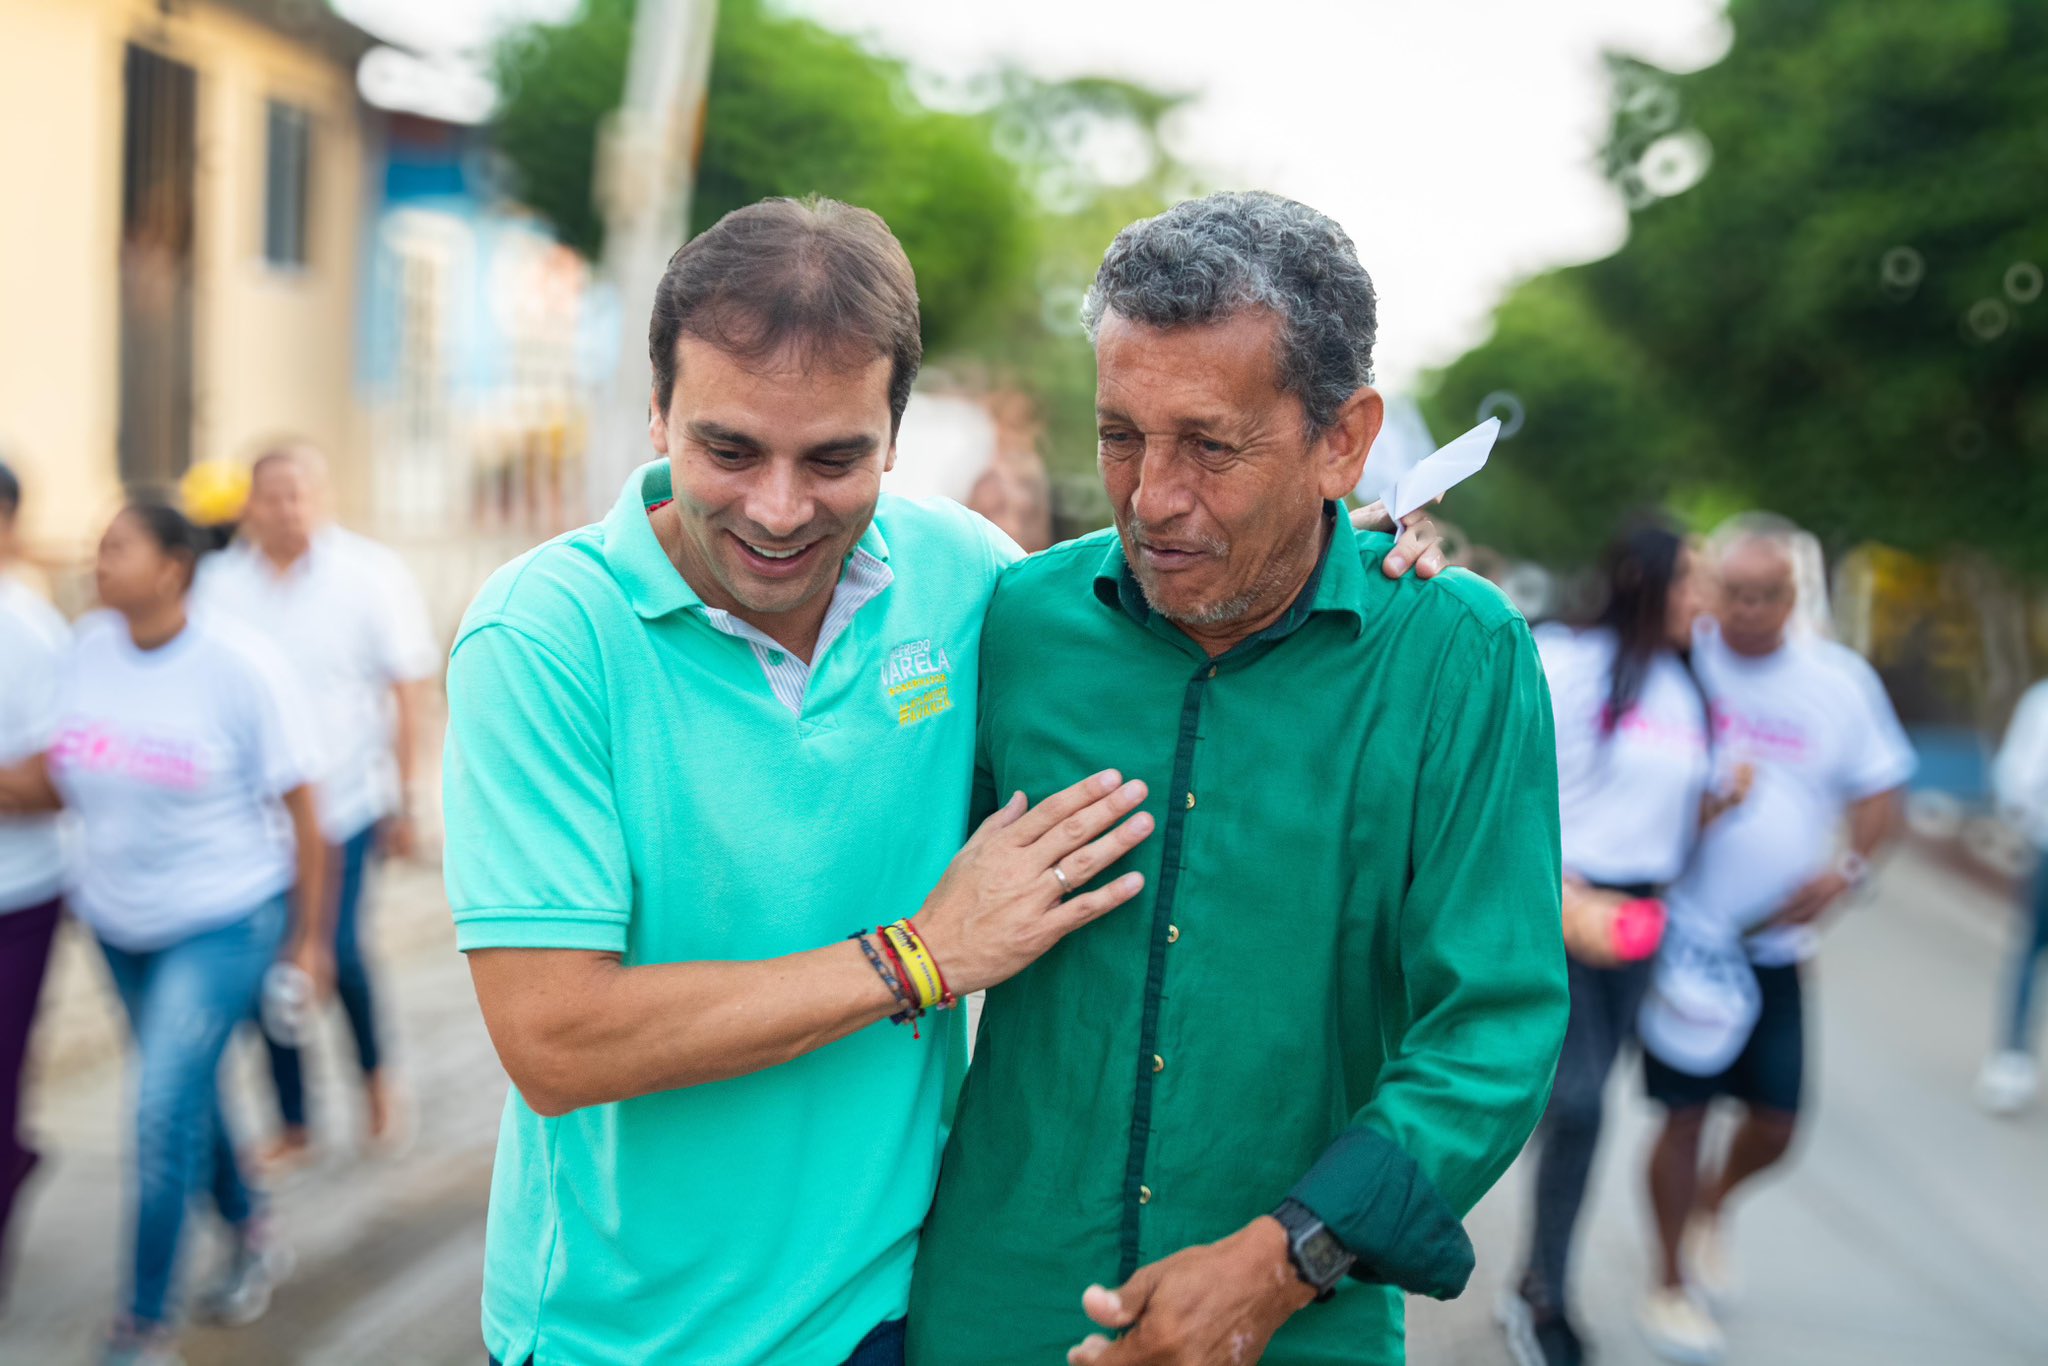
[1710,705,1812,762]
[49,723,205,791]
[1598,703,1710,752]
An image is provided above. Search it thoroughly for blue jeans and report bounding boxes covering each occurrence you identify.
[100,895,289,1326]
[2000,861,2048,1052]
[488,1317,906,1366]
[263,823,384,1128]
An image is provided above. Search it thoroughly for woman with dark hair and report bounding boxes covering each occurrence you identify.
[1498,518,1720,1366]
[0,501,327,1366]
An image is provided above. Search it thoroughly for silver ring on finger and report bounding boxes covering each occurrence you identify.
[1052,863,1072,898]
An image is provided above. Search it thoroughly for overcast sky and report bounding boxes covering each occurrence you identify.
[336,0,1731,393]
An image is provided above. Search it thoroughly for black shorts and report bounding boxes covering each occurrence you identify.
[1643,962,1805,1115]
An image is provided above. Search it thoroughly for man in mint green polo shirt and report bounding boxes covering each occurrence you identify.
[443,198,1169,1366]
[908,193,1569,1365]
[445,195,1449,1366]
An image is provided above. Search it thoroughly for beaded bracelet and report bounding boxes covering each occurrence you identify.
[850,931,920,1027]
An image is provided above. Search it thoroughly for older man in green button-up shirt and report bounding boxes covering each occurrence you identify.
[908,192,1569,1366]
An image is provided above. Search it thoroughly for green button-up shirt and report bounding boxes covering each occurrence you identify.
[908,512,1567,1365]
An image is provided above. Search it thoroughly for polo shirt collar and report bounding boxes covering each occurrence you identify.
[1090,501,1368,652]
[603,459,893,621]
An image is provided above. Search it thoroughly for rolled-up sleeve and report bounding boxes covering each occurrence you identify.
[1290,614,1567,1299]
[443,621,632,954]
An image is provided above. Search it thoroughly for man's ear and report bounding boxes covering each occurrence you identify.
[648,392,670,454]
[1316,386,1384,501]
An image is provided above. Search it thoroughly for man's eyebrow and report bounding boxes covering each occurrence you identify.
[685,420,764,451]
[804,434,880,458]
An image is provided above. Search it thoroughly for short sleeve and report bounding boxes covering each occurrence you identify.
[1993,682,2048,825]
[1835,651,1915,799]
[443,622,632,954]
[971,510,1025,577]
[1536,626,1597,788]
[371,551,441,683]
[234,636,326,798]
[0,606,65,762]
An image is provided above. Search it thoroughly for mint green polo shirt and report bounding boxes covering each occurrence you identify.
[443,460,1018,1366]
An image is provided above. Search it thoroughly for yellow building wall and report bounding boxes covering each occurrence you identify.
[0,0,124,563]
[0,0,366,567]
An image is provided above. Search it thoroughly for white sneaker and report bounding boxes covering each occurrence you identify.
[1640,1286,1725,1365]
[1683,1216,1736,1309]
[100,1320,185,1366]
[1976,1050,2039,1116]
[193,1221,295,1327]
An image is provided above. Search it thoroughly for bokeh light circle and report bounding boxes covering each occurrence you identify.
[1967,298,2011,340]
[2005,262,2042,305]
[1879,246,1924,290]
[1477,390,1526,440]
[1637,131,1713,198]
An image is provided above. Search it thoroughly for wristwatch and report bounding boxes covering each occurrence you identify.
[1272,1198,1355,1298]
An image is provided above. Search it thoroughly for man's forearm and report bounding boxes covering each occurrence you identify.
[285,786,330,948]
[1849,787,1903,858]
[469,940,909,1116]
[0,756,61,815]
[392,680,423,804]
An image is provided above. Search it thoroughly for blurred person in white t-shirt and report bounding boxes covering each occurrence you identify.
[195,445,438,1169]
[1497,518,1719,1366]
[1979,677,2048,1114]
[1636,519,1911,1363]
[0,459,68,1294]
[0,501,330,1363]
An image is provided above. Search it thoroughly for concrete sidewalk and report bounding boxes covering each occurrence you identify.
[4,847,2045,1364]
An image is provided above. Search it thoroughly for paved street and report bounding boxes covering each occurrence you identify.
[3,847,2045,1364]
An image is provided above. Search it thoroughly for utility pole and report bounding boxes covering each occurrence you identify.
[586,0,718,518]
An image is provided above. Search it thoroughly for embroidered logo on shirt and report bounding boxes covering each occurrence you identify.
[882,638,953,727]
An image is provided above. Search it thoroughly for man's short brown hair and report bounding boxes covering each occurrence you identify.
[648,197,923,430]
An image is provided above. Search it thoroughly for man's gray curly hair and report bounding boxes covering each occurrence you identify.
[1081,191,1378,437]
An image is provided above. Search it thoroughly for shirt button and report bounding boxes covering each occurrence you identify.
[1166,924,1180,943]
[1152,1054,1164,1073]
[1138,1185,1153,1205]
[1184,791,1196,810]
[1206,665,1218,679]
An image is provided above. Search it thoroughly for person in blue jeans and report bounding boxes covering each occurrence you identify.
[196,446,439,1166]
[0,502,329,1366]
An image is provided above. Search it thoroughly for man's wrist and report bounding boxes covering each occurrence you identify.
[1246,1216,1320,1313]
[1834,849,1871,888]
[1267,1197,1356,1300]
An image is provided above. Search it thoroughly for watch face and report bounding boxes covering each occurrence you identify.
[1297,1227,1353,1287]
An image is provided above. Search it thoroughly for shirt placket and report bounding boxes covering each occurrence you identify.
[1117,653,1218,1278]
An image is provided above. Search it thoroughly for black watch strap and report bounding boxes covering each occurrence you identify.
[1272,1197,1355,1298]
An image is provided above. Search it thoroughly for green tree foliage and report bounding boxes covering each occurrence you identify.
[490,0,1195,519]
[1423,0,2048,574]
[490,0,633,261]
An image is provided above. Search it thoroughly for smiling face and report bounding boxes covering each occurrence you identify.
[648,335,896,648]
[1094,309,1380,654]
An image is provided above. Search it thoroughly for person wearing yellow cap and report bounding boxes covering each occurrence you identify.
[179,460,252,549]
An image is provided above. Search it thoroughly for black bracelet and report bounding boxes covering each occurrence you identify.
[850,931,920,1024]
